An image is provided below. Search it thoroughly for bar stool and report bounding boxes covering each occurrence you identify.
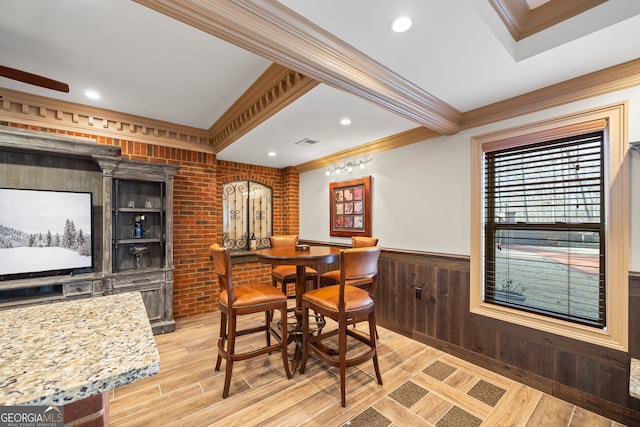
[209,244,291,398]
[300,246,382,407]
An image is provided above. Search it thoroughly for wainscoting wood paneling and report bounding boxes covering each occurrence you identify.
[372,248,640,426]
[630,274,640,358]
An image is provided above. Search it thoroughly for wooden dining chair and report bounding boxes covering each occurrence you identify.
[269,235,319,296]
[300,246,382,407]
[318,236,379,288]
[209,244,291,398]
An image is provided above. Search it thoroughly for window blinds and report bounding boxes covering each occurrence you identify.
[483,131,605,327]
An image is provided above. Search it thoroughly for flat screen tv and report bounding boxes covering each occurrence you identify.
[0,188,93,281]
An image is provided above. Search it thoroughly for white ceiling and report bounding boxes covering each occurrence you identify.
[1,0,640,169]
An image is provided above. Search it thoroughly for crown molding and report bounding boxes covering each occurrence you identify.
[0,87,213,152]
[461,57,640,130]
[209,63,319,152]
[3,27,638,171]
[295,127,438,173]
[3,54,639,170]
[489,0,607,41]
[133,0,462,135]
[297,56,640,172]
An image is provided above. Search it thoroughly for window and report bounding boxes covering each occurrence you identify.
[484,130,605,327]
[471,104,628,350]
[222,180,272,250]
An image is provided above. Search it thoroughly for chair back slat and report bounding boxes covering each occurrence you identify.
[339,246,381,307]
[352,236,379,248]
[210,244,235,303]
[342,246,380,281]
[269,235,298,248]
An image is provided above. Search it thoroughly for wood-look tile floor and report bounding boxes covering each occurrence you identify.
[109,310,626,426]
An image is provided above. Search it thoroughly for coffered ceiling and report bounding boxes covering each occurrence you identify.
[1,0,639,169]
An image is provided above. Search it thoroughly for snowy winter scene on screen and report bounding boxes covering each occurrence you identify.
[0,188,93,280]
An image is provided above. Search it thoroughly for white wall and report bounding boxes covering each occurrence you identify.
[300,86,640,269]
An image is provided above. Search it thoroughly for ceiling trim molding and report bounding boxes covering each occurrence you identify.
[133,0,462,135]
[295,127,439,173]
[3,51,638,170]
[461,57,640,130]
[0,88,214,152]
[489,0,608,41]
[298,56,640,172]
[209,63,319,152]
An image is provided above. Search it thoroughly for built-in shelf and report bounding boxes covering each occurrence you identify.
[0,125,180,334]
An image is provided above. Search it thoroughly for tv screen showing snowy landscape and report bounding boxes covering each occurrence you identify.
[0,188,93,280]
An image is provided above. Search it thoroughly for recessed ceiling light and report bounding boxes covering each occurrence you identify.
[391,17,412,33]
[84,90,100,100]
[268,151,276,157]
[340,118,352,126]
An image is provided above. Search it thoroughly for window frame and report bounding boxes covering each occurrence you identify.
[470,103,629,351]
[222,180,273,251]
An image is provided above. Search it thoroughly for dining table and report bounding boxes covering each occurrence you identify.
[255,245,341,372]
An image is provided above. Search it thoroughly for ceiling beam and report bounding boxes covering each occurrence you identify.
[298,56,640,172]
[209,63,319,153]
[3,55,638,171]
[134,0,462,135]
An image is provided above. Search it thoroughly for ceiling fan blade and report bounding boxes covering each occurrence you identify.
[0,65,69,93]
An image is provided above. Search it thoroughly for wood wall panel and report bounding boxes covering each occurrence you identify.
[630,274,640,357]
[377,256,412,335]
[374,248,640,425]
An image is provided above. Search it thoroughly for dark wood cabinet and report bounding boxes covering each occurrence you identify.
[97,157,180,334]
[0,126,179,334]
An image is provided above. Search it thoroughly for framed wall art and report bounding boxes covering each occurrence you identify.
[329,176,371,237]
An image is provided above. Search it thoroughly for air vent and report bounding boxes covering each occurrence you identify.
[294,137,319,146]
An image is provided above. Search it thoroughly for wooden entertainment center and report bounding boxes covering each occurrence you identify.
[0,126,179,334]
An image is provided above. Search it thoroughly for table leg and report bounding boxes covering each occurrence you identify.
[294,265,306,322]
[289,265,307,374]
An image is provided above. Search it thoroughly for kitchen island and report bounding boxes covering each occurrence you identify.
[0,292,160,425]
[631,358,640,400]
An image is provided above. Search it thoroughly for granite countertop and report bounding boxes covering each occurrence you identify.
[631,358,640,399]
[0,292,160,406]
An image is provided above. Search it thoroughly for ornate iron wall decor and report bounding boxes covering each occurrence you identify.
[222,180,272,250]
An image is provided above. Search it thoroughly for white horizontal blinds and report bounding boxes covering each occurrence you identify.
[484,130,605,327]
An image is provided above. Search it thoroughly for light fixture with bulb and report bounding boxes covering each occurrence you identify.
[324,158,372,177]
[84,89,101,100]
[391,16,412,33]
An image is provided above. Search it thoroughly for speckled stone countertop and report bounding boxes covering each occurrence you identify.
[631,358,640,399]
[0,292,160,406]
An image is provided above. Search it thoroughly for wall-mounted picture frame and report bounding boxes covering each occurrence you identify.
[329,176,371,237]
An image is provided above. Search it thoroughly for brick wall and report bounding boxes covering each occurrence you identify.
[282,166,299,234]
[3,123,299,319]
